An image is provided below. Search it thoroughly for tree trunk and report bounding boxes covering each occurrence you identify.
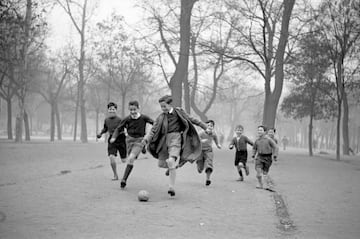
[262,0,295,128]
[183,76,191,114]
[169,0,196,107]
[24,110,30,141]
[309,115,313,156]
[55,102,62,140]
[121,92,126,118]
[6,98,13,140]
[50,101,55,141]
[73,84,79,141]
[342,90,349,155]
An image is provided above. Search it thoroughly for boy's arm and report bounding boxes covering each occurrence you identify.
[144,115,155,125]
[252,141,257,158]
[229,137,235,149]
[178,108,207,130]
[246,136,254,146]
[213,134,221,149]
[111,118,127,140]
[143,114,162,144]
[269,138,279,159]
[97,120,108,138]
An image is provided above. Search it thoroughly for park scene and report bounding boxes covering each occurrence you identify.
[1,0,360,238]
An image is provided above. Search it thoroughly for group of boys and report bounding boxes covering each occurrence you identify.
[97,95,279,198]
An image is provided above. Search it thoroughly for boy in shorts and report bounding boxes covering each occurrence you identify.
[197,120,221,186]
[110,101,154,189]
[142,95,207,197]
[252,125,278,190]
[267,127,279,161]
[97,102,127,180]
[229,125,253,181]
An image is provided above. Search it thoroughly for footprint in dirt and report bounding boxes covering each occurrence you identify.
[58,170,71,175]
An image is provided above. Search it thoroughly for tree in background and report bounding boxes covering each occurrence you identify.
[315,0,360,158]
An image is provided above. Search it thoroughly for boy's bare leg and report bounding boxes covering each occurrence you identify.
[166,156,177,196]
[109,155,118,180]
[255,167,263,189]
[236,164,244,181]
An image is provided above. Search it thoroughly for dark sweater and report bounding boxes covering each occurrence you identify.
[99,116,122,136]
[113,114,154,139]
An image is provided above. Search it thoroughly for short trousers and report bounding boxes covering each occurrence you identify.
[255,154,272,173]
[108,134,127,158]
[197,149,214,173]
[234,150,248,166]
[158,132,182,168]
[126,136,144,159]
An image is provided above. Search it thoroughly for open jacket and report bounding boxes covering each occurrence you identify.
[144,107,207,163]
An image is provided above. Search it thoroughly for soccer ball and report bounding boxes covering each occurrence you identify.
[138,190,149,202]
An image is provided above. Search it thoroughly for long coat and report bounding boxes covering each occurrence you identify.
[144,107,207,164]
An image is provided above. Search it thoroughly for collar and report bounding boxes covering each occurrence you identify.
[168,107,174,114]
[130,113,141,119]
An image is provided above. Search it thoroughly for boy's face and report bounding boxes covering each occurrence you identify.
[129,105,139,117]
[108,106,117,116]
[268,129,275,137]
[235,127,243,136]
[160,101,171,113]
[257,127,265,137]
[206,122,214,133]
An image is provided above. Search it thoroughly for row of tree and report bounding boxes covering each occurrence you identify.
[1,0,359,160]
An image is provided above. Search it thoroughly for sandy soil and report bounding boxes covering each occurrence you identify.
[0,140,359,238]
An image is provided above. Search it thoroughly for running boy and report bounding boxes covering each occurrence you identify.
[97,102,127,180]
[252,125,278,190]
[110,101,154,189]
[197,120,221,186]
[142,95,207,197]
[229,125,253,181]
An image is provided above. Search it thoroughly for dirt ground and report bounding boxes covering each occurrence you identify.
[0,140,359,239]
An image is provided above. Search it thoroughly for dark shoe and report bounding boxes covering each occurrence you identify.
[141,146,147,154]
[120,180,126,189]
[168,188,175,197]
[165,169,170,176]
[205,180,211,186]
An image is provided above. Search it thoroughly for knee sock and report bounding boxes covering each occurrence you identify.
[122,164,134,181]
[238,168,243,177]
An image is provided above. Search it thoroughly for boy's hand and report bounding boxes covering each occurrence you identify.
[251,155,255,159]
[217,144,222,149]
[96,134,101,139]
[141,139,148,145]
[273,155,277,161]
[229,145,234,150]
[109,138,115,143]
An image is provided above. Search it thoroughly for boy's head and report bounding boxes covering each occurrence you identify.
[267,128,276,138]
[158,95,173,113]
[128,100,140,118]
[235,125,244,136]
[257,125,267,137]
[107,102,117,116]
[206,120,215,133]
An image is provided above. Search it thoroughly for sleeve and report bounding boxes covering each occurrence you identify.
[178,108,207,130]
[213,133,219,146]
[246,136,254,146]
[252,140,258,156]
[229,137,235,148]
[112,117,127,139]
[143,114,162,143]
[99,119,108,135]
[269,138,279,157]
[144,115,154,125]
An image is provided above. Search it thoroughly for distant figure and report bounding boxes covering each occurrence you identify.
[97,102,127,181]
[229,125,253,182]
[196,120,221,186]
[281,136,289,151]
[110,100,154,189]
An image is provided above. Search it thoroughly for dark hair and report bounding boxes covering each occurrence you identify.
[206,120,215,126]
[235,124,244,130]
[268,127,276,133]
[129,100,139,108]
[257,125,267,131]
[107,102,117,109]
[158,95,173,104]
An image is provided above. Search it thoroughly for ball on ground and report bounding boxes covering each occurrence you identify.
[138,190,149,202]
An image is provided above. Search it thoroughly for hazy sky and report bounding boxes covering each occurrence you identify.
[46,0,141,50]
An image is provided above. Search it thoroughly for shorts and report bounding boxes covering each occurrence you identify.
[255,154,272,173]
[126,136,144,159]
[234,150,248,166]
[158,132,182,168]
[197,149,214,173]
[108,134,127,158]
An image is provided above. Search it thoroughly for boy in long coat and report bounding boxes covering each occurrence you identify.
[143,95,207,197]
